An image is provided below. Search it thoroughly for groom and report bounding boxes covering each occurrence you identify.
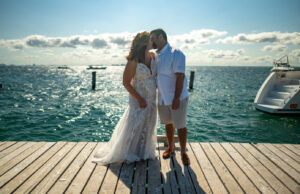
[150,29,190,165]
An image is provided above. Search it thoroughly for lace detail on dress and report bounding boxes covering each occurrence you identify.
[91,61,158,165]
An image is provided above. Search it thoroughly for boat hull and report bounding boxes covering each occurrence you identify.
[255,104,300,115]
[254,70,300,115]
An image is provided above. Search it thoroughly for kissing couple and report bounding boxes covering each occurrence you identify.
[92,28,190,166]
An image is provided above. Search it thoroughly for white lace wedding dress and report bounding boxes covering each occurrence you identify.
[91,60,158,165]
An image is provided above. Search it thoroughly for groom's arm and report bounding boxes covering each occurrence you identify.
[172,50,186,110]
[172,73,185,110]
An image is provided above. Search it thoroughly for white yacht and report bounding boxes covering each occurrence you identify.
[254,56,300,115]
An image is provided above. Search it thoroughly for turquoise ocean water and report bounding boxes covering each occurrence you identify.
[0,65,299,143]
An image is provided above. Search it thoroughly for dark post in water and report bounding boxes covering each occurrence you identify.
[189,71,195,89]
[92,72,96,90]
[0,83,2,89]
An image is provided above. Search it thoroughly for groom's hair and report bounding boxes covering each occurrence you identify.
[150,29,167,41]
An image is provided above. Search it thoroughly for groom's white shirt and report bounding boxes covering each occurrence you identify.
[155,42,189,106]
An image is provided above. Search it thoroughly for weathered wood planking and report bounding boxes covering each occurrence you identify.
[0,141,299,194]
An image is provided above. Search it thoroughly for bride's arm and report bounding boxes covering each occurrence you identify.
[123,60,147,108]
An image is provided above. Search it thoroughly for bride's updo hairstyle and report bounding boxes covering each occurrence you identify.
[126,31,149,63]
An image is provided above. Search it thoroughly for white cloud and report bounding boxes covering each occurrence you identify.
[25,35,62,48]
[1,29,300,66]
[170,29,227,49]
[0,39,25,51]
[110,37,131,46]
[0,29,227,52]
[0,32,135,50]
[203,49,245,59]
[290,49,300,57]
[256,55,273,62]
[289,49,300,64]
[262,44,287,52]
[216,32,300,45]
[91,38,108,49]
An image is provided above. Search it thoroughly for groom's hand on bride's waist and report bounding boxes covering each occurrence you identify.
[172,98,180,110]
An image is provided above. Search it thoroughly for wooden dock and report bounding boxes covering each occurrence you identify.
[0,141,299,193]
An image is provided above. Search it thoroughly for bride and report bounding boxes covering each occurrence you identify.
[91,31,158,165]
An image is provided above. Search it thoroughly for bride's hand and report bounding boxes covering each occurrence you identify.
[138,97,147,108]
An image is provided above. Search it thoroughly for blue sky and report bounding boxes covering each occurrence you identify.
[0,0,300,66]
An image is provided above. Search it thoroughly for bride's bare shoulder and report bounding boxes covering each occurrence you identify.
[126,59,138,68]
[124,59,138,75]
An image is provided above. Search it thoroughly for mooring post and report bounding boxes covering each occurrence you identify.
[0,83,2,89]
[92,71,96,90]
[189,71,195,89]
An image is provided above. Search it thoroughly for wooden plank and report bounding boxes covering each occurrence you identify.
[0,142,6,146]
[210,143,259,194]
[0,142,46,176]
[0,142,56,190]
[29,142,86,194]
[190,143,227,194]
[147,146,162,194]
[201,143,243,194]
[0,141,16,152]
[242,143,299,193]
[42,142,96,194]
[231,143,292,194]
[221,143,276,193]
[0,141,27,158]
[273,144,300,162]
[115,162,135,194]
[0,141,298,194]
[263,143,300,172]
[282,144,300,157]
[292,144,300,150]
[0,142,40,167]
[64,142,102,194]
[158,142,179,194]
[157,135,179,143]
[82,150,109,194]
[187,143,212,194]
[98,162,122,194]
[132,160,147,194]
[82,165,108,194]
[1,142,69,193]
[12,142,77,194]
[173,142,196,194]
[254,143,300,184]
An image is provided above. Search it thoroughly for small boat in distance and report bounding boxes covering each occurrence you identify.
[58,65,70,69]
[254,55,300,115]
[86,65,107,70]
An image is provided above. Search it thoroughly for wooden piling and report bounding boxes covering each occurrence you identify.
[0,83,2,89]
[189,71,195,89]
[92,72,96,90]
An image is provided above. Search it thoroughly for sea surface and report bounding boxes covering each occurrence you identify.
[0,65,299,143]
